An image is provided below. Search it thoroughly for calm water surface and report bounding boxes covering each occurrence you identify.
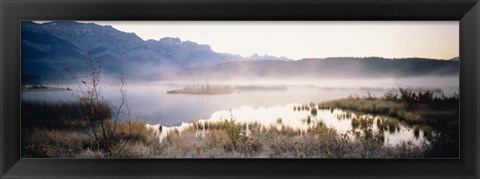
[22,79,458,146]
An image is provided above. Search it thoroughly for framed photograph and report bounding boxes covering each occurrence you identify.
[1,0,479,178]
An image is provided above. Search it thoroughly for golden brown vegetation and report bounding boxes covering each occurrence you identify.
[316,88,459,157]
[22,88,458,158]
[21,101,158,158]
[156,119,424,158]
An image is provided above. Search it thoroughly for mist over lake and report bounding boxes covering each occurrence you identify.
[20,21,460,158]
[22,76,459,127]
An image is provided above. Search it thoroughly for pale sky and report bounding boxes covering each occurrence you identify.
[83,21,458,60]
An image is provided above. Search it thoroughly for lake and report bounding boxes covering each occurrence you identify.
[21,77,459,146]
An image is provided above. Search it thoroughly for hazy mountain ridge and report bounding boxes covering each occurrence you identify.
[244,54,291,61]
[449,57,460,61]
[175,57,459,80]
[21,21,289,80]
[21,21,459,83]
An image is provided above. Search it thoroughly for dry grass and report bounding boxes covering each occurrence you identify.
[314,89,458,158]
[113,120,154,143]
[22,88,458,158]
[318,89,458,129]
[21,101,158,158]
[155,119,426,158]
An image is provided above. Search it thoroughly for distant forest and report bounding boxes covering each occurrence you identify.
[22,56,459,86]
[175,57,459,80]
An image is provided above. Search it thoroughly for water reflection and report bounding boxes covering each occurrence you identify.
[21,83,459,127]
[149,103,428,147]
[22,82,452,147]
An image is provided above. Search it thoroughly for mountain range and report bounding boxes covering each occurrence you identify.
[21,21,290,80]
[21,21,459,84]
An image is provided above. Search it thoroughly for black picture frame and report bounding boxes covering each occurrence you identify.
[1,0,479,178]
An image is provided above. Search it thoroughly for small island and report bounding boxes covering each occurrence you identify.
[167,84,288,95]
[167,86,235,95]
[235,85,287,91]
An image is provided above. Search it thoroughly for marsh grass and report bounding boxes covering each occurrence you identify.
[21,101,156,158]
[158,118,424,158]
[318,88,458,128]
[315,88,459,158]
[22,88,458,158]
[21,100,111,130]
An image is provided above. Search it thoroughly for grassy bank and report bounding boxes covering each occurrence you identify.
[22,100,426,158]
[22,88,458,158]
[21,101,161,158]
[156,120,424,158]
[318,89,458,128]
[316,88,459,157]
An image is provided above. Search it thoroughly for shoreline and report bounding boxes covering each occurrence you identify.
[22,87,68,92]
[21,88,459,158]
